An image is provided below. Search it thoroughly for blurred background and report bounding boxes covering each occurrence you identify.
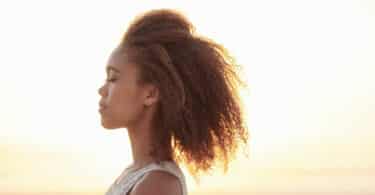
[0,0,374,194]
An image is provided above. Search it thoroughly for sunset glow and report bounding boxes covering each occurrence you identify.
[1,0,374,194]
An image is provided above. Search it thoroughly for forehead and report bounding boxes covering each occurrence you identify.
[106,48,126,70]
[106,48,137,74]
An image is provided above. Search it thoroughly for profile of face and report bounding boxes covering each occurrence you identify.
[98,48,159,129]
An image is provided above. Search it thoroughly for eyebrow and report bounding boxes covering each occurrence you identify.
[106,66,121,73]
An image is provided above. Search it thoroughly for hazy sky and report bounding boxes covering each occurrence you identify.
[1,0,374,193]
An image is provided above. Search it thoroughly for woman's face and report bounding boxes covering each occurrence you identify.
[98,48,150,129]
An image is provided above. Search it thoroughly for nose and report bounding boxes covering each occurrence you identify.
[98,84,107,97]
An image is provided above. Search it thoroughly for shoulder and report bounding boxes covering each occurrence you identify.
[129,170,182,195]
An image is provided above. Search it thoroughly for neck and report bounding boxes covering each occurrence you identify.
[127,121,154,168]
[126,105,169,169]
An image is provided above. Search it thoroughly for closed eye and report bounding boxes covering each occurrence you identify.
[106,78,117,82]
[106,70,118,82]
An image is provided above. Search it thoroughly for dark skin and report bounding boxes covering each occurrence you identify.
[98,48,182,195]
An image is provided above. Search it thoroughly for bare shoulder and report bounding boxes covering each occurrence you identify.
[129,170,182,195]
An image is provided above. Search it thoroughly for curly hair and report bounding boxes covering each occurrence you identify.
[116,9,250,182]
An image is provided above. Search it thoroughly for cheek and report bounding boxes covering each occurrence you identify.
[123,95,145,117]
[110,87,145,124]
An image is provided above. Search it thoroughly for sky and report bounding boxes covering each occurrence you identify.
[0,0,374,194]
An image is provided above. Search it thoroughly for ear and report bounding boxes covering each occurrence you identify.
[143,84,160,107]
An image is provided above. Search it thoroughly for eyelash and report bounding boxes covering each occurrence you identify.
[106,78,117,82]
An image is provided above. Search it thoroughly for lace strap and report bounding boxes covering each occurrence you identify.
[121,162,187,195]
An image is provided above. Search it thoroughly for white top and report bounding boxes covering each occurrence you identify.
[105,160,188,195]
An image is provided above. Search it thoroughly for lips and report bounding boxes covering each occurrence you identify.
[99,105,107,114]
[99,101,107,113]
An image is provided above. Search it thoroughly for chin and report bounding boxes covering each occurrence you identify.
[100,120,122,130]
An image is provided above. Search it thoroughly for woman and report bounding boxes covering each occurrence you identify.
[98,9,249,195]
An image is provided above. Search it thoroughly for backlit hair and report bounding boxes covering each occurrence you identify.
[116,9,249,182]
